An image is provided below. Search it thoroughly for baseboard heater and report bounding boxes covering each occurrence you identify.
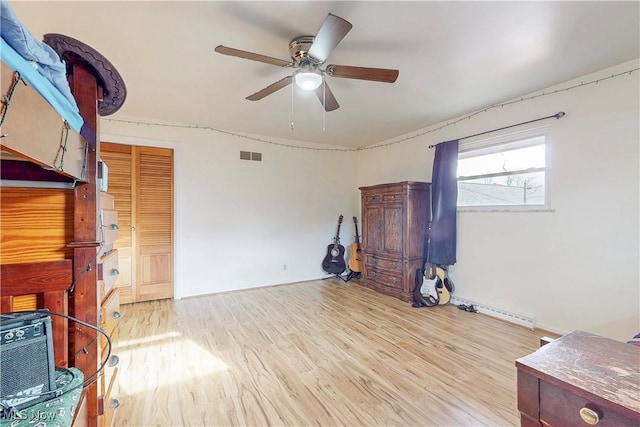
[450,295,536,329]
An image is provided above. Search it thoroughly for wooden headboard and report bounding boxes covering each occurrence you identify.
[1,261,72,367]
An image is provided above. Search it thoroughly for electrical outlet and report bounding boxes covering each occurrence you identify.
[283,264,287,270]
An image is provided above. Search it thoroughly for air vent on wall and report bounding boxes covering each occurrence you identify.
[240,151,262,161]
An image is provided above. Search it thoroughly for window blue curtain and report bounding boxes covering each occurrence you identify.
[427,139,458,266]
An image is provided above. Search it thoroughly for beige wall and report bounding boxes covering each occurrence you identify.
[357,59,640,341]
[100,125,359,299]
[102,58,639,341]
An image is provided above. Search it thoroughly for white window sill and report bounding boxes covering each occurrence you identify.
[457,205,555,213]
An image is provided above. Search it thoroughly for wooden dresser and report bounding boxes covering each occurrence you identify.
[516,330,640,427]
[358,181,431,301]
[98,191,121,426]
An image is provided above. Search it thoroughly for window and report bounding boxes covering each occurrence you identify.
[457,130,547,209]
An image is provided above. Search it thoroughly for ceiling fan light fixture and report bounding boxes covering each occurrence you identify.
[294,68,323,91]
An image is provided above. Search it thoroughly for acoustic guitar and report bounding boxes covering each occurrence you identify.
[322,215,346,275]
[348,217,363,273]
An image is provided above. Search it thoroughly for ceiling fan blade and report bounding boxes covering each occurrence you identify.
[326,65,399,83]
[314,82,340,112]
[246,76,293,101]
[215,45,293,67]
[308,14,353,63]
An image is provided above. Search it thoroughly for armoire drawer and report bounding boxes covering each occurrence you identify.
[100,209,119,247]
[100,289,121,349]
[99,346,119,427]
[365,254,403,274]
[101,338,120,399]
[100,366,119,427]
[366,268,403,290]
[100,191,115,210]
[99,249,120,298]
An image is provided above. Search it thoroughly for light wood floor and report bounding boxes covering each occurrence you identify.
[113,279,549,427]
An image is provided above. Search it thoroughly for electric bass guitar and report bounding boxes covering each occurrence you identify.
[348,217,363,273]
[424,263,453,305]
[322,215,346,275]
[412,222,455,307]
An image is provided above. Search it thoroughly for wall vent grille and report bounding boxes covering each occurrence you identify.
[240,151,262,161]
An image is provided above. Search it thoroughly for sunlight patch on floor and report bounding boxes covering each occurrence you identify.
[117,336,229,396]
[118,331,181,348]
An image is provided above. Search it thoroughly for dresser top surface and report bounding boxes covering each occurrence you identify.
[359,181,431,192]
[516,330,640,414]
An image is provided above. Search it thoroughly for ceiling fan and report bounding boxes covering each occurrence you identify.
[214,13,399,112]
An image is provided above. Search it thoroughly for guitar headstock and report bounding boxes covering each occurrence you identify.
[338,214,343,224]
[352,216,358,225]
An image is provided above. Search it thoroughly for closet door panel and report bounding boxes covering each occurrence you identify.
[138,244,172,301]
[135,147,173,302]
[101,143,174,304]
[100,143,135,304]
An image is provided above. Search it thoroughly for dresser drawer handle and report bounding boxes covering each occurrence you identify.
[391,277,398,283]
[370,272,377,277]
[109,355,120,367]
[579,406,601,425]
[391,262,399,269]
[112,311,121,320]
[111,268,120,276]
[110,399,120,409]
[109,223,119,231]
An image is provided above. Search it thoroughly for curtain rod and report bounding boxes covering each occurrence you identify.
[428,111,565,149]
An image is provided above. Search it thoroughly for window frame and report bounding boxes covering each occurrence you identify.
[456,126,552,212]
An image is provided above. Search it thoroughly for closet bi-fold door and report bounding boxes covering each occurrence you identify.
[101,142,174,303]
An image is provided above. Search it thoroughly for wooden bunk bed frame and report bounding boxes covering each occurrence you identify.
[1,33,126,427]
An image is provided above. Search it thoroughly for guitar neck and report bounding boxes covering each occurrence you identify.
[333,215,343,248]
[353,217,361,246]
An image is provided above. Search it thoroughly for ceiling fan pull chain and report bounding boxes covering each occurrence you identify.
[322,82,326,132]
[290,81,294,130]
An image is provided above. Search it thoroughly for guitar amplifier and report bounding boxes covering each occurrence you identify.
[0,312,57,413]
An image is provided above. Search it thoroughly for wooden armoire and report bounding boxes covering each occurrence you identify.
[358,181,431,301]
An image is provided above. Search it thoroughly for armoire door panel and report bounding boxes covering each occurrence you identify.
[382,205,403,254]
[363,205,383,253]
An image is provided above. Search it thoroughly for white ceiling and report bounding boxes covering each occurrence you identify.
[11,1,640,149]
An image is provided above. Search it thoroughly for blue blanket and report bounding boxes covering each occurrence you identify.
[1,0,83,132]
